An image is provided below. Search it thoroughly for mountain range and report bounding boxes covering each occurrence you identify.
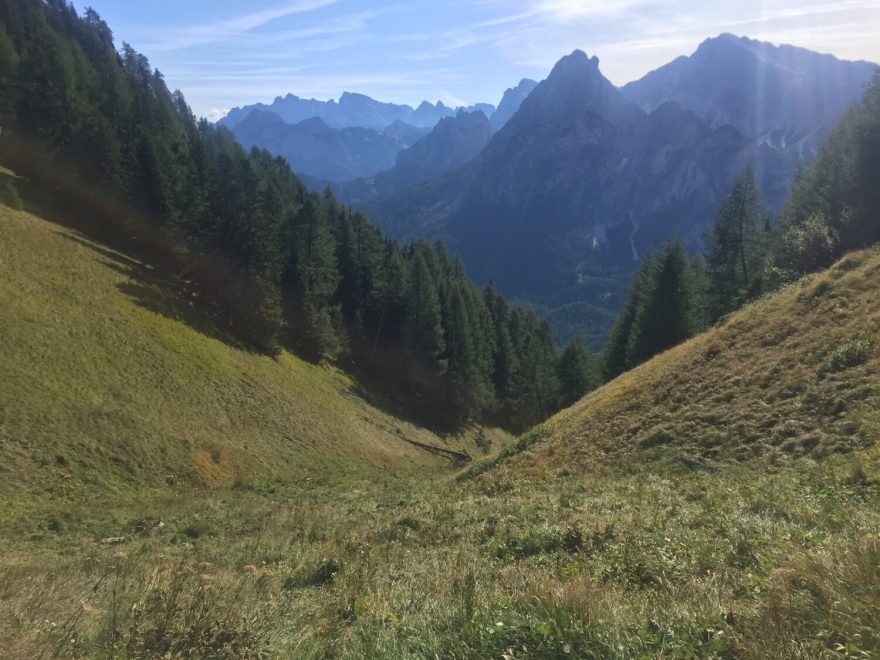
[353,35,877,346]
[219,91,494,131]
[231,111,419,182]
[217,34,875,347]
[331,110,494,202]
[622,34,875,162]
[220,85,535,183]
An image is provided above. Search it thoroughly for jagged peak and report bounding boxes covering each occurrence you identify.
[548,49,602,80]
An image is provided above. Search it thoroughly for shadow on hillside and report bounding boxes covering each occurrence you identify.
[35,207,500,441]
[56,230,257,354]
[59,232,144,269]
[344,373,465,441]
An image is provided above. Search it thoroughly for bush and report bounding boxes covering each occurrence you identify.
[819,337,876,377]
[0,179,23,210]
[780,210,843,275]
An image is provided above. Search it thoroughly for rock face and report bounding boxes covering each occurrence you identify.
[362,51,747,294]
[356,42,876,345]
[230,111,410,182]
[491,79,538,132]
[622,34,877,170]
[334,110,494,203]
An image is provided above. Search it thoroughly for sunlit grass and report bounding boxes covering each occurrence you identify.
[2,456,878,657]
[1,203,879,657]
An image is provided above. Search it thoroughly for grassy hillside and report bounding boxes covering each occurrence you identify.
[1,203,878,658]
[0,203,504,502]
[497,247,880,476]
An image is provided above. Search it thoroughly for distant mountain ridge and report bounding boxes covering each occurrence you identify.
[230,110,412,181]
[220,87,532,185]
[219,92,495,131]
[333,110,494,203]
[363,50,748,286]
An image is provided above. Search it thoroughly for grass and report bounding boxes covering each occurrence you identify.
[0,205,506,500]
[505,248,880,475]
[2,456,878,658]
[1,203,879,657]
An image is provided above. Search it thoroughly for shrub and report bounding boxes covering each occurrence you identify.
[818,337,876,377]
[0,180,23,210]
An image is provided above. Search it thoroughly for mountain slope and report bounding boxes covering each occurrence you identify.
[334,110,494,204]
[363,51,749,301]
[4,203,878,659]
[493,246,880,475]
[623,34,877,162]
[230,111,410,181]
[0,204,505,499]
[490,78,538,131]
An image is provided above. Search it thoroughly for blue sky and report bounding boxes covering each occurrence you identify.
[81,0,880,121]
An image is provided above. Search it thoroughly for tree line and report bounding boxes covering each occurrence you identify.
[603,70,880,379]
[0,0,600,430]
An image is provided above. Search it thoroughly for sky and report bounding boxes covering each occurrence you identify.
[80,0,880,121]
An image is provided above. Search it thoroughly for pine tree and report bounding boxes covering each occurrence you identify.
[705,165,770,319]
[557,337,599,408]
[603,251,656,381]
[776,73,880,276]
[626,239,699,366]
[443,285,484,423]
[405,251,445,367]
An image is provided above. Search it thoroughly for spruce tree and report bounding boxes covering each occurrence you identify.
[603,251,656,381]
[627,239,698,366]
[776,73,880,275]
[405,251,445,372]
[705,165,770,319]
[557,337,599,408]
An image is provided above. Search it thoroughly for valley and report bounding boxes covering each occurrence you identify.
[1,1,879,657]
[1,203,878,658]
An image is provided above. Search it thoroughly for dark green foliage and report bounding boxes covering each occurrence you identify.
[777,73,880,277]
[0,0,575,430]
[627,240,703,365]
[603,253,656,380]
[603,240,707,378]
[705,165,772,319]
[557,337,600,408]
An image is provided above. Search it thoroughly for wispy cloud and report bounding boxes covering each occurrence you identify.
[91,0,880,119]
[142,0,341,51]
[534,0,648,20]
